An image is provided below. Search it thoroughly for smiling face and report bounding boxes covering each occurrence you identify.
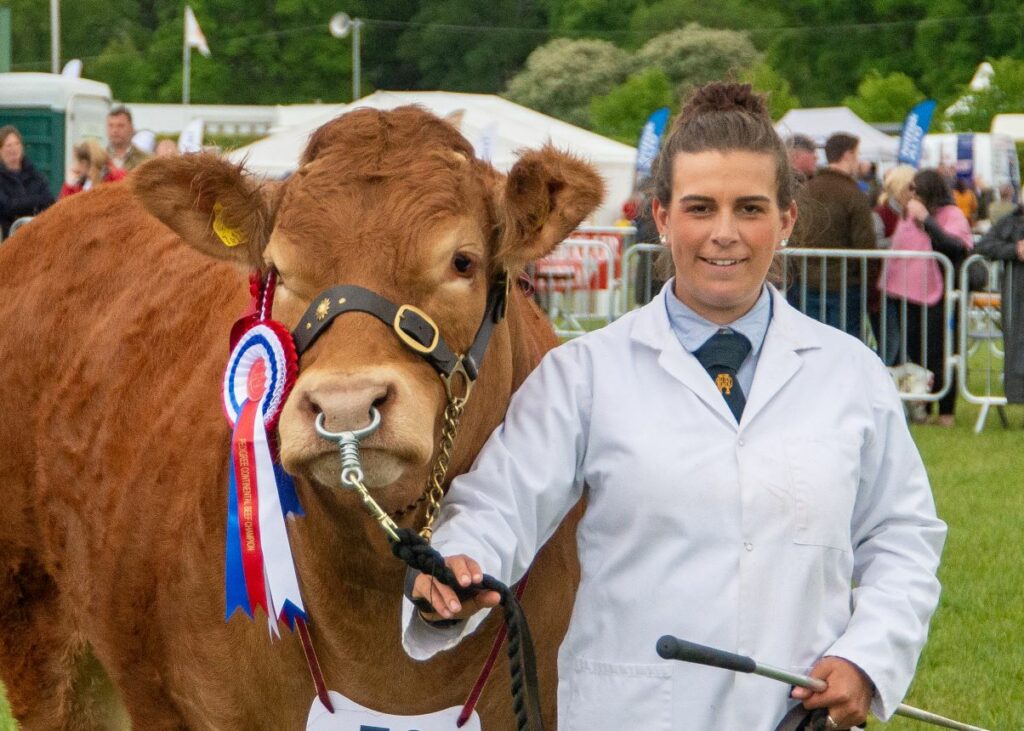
[653,150,796,325]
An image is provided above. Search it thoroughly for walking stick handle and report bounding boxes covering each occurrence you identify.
[655,635,989,731]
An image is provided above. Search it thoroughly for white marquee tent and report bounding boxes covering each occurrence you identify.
[775,106,899,162]
[227,91,638,226]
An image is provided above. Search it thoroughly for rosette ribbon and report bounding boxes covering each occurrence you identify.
[222,318,305,635]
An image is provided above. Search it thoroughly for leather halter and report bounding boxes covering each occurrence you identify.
[291,271,511,394]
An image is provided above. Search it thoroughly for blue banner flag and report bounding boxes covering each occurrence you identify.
[634,107,670,189]
[955,133,975,181]
[896,99,937,168]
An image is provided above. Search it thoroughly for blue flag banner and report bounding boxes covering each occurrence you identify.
[634,107,670,188]
[896,99,937,167]
[956,134,975,181]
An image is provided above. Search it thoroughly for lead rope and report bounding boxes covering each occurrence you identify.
[315,408,545,731]
[389,530,544,731]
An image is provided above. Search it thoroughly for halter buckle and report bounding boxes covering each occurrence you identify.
[393,304,440,355]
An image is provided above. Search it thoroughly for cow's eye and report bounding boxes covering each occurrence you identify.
[452,252,476,277]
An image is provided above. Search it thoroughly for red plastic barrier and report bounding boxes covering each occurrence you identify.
[535,230,626,291]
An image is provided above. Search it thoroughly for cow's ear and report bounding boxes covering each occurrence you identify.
[494,146,604,272]
[132,154,272,268]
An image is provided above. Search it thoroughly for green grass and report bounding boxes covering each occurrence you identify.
[874,393,1024,730]
[0,687,11,731]
[1,364,1019,730]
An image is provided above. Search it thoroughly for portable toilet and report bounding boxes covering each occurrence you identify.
[0,72,112,198]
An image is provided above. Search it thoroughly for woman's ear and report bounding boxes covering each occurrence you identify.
[780,200,798,241]
[652,197,668,237]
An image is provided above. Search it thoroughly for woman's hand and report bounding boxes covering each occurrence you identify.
[790,656,873,729]
[1015,238,1024,261]
[411,554,502,622]
[906,197,928,225]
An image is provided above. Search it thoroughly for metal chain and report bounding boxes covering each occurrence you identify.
[419,397,465,540]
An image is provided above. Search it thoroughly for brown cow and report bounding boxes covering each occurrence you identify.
[0,106,603,729]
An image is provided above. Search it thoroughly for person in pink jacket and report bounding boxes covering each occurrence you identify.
[883,169,972,426]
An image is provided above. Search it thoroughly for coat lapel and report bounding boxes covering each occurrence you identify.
[630,286,825,430]
[741,287,822,426]
[630,292,742,426]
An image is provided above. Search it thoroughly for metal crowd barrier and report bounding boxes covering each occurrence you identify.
[778,247,958,409]
[619,243,1018,432]
[959,255,1015,432]
[621,242,668,312]
[1,215,34,243]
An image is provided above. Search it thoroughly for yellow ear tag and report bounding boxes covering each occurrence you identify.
[212,202,246,248]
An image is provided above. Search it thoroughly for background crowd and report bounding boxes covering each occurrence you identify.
[0,104,182,237]
[4,99,1022,426]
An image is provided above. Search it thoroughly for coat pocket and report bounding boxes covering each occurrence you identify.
[566,656,672,731]
[783,436,858,552]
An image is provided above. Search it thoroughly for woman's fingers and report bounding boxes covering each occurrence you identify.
[446,555,484,587]
[412,573,463,618]
[410,554,495,621]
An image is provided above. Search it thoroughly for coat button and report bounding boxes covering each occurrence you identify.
[744,542,753,552]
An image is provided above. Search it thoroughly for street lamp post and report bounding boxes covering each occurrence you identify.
[329,13,363,101]
[50,0,60,73]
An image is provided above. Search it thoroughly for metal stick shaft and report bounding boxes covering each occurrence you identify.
[754,662,827,692]
[756,661,988,731]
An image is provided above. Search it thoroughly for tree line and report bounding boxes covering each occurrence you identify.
[4,0,1024,141]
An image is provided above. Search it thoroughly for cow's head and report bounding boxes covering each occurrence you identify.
[133,106,602,506]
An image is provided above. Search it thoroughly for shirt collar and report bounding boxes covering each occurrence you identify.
[663,279,772,354]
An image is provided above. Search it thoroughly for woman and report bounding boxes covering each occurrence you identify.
[58,139,126,198]
[404,83,945,730]
[871,165,917,365]
[0,125,54,238]
[885,170,972,427]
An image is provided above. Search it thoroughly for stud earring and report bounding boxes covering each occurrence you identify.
[779,237,789,248]
[659,233,667,245]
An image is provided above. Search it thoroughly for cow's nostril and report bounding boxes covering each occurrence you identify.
[303,380,391,434]
[302,392,322,417]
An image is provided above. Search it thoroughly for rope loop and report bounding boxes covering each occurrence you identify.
[391,528,545,731]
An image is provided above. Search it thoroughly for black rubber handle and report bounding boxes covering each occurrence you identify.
[656,635,756,674]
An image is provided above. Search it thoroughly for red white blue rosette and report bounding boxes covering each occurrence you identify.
[222,318,306,634]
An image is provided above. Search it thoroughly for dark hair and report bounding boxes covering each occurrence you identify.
[651,82,794,209]
[108,105,133,123]
[0,124,23,147]
[824,133,858,163]
[913,168,954,213]
[786,134,816,153]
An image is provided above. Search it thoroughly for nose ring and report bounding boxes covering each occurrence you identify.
[314,406,382,442]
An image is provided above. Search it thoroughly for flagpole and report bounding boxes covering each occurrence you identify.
[182,7,191,105]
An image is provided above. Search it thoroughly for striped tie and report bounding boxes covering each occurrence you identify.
[694,329,752,421]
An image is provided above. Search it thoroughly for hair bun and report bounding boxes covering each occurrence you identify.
[680,82,767,121]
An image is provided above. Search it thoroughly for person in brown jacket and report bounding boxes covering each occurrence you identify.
[787,132,878,338]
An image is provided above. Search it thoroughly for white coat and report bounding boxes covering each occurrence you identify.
[403,285,946,730]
